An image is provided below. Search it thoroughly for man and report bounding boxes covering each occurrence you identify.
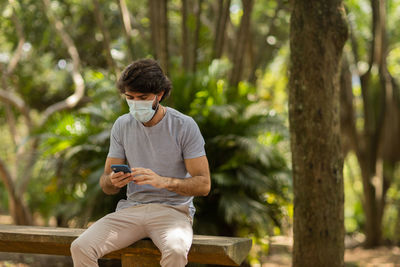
[70,58,211,267]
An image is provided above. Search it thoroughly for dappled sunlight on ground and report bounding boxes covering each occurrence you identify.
[259,236,400,267]
[345,246,400,267]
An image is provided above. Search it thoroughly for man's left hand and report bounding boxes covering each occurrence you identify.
[131,167,167,189]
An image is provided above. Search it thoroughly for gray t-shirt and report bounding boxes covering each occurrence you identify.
[107,107,206,217]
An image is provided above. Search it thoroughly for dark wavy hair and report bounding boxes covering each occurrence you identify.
[117,58,172,102]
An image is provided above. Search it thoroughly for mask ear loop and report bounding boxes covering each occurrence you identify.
[146,96,159,122]
[152,96,159,111]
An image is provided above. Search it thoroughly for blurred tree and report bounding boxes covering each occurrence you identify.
[212,0,231,60]
[229,0,254,88]
[118,0,135,61]
[0,0,86,225]
[340,0,400,247]
[289,0,348,266]
[92,0,119,75]
[149,0,169,73]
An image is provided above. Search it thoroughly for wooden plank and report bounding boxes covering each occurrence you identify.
[121,254,159,267]
[0,225,251,266]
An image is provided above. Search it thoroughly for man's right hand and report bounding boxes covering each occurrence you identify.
[100,157,132,195]
[109,171,132,188]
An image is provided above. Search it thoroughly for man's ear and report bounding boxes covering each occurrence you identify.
[157,91,165,102]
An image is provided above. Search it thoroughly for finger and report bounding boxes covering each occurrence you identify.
[132,171,146,176]
[132,175,148,183]
[114,176,133,188]
[111,173,131,187]
[111,173,130,182]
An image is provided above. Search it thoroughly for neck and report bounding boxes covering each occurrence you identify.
[143,105,165,127]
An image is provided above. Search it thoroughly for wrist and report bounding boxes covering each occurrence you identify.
[104,173,117,189]
[163,177,176,191]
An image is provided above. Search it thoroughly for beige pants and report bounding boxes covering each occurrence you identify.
[70,203,193,267]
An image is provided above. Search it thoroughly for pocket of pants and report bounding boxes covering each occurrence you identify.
[164,204,193,225]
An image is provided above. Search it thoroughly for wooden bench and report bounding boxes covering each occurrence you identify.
[0,224,252,266]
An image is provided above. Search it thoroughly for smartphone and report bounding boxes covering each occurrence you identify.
[111,164,132,173]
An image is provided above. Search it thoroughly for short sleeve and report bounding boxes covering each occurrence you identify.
[107,119,126,159]
[181,118,206,159]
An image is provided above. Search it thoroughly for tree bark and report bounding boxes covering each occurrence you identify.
[289,1,348,266]
[229,0,254,89]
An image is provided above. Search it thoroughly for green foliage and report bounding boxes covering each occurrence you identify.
[28,70,125,226]
[170,61,291,237]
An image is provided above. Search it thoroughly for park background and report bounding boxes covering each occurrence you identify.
[0,0,400,266]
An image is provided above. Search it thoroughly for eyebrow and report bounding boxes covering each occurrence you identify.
[124,93,148,98]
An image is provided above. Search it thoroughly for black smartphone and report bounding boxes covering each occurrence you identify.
[111,164,132,173]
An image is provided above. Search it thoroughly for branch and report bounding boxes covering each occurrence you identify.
[0,88,32,128]
[41,0,85,126]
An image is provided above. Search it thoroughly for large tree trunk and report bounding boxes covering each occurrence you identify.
[289,1,348,266]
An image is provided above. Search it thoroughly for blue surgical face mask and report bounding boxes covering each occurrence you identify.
[126,96,158,123]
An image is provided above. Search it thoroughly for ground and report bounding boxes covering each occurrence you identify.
[260,236,400,267]
[260,246,400,267]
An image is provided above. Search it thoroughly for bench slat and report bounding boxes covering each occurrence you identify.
[0,225,251,266]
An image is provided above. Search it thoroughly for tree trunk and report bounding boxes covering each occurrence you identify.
[149,0,169,74]
[0,159,32,225]
[181,0,190,70]
[289,1,348,266]
[340,0,400,248]
[212,0,231,59]
[191,0,203,73]
[118,0,135,61]
[229,0,254,89]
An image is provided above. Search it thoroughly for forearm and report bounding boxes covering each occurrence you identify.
[100,173,121,195]
[164,175,210,196]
